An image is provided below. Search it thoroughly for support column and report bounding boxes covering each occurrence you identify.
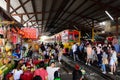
[20,15,23,46]
[20,15,23,24]
[26,23,28,27]
[79,31,81,44]
[7,0,10,13]
[115,17,119,38]
[92,20,94,42]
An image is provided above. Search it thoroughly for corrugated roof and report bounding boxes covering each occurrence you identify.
[0,0,120,34]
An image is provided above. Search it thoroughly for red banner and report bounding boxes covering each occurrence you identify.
[21,28,38,39]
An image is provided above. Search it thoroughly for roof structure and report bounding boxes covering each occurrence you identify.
[0,0,120,35]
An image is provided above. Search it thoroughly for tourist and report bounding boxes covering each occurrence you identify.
[86,43,92,66]
[47,61,60,80]
[101,47,108,74]
[12,65,23,80]
[72,64,82,80]
[109,46,117,74]
[34,61,48,80]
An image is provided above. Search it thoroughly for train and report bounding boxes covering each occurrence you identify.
[45,29,81,54]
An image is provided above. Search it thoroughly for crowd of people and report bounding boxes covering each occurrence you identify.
[6,42,64,80]
[6,37,120,80]
[71,38,120,75]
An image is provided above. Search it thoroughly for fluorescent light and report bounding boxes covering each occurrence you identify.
[105,11,114,20]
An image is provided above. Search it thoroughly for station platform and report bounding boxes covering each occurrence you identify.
[60,55,120,80]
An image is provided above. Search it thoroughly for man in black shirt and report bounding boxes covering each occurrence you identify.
[72,64,82,80]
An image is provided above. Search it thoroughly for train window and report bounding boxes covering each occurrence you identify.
[74,34,79,38]
[69,34,73,40]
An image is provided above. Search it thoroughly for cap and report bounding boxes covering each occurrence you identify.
[75,64,80,70]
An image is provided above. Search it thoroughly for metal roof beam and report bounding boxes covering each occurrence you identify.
[31,19,48,22]
[49,0,70,27]
[42,0,46,32]
[31,0,38,25]
[6,0,10,13]
[52,0,87,29]
[4,0,25,22]
[66,3,96,26]
[23,14,35,24]
[45,0,56,31]
[11,11,54,16]
[30,23,37,27]
[90,0,120,12]
[87,0,117,18]
[18,0,33,26]
[53,0,76,26]
[10,0,31,14]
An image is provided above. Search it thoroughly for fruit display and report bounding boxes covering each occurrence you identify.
[0,58,14,79]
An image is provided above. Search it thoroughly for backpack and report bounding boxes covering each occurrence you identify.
[54,71,61,80]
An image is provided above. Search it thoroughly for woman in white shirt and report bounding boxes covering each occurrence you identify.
[109,46,117,74]
[12,65,23,80]
[58,48,63,64]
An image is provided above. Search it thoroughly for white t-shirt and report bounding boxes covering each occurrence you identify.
[12,69,23,80]
[111,51,117,62]
[46,67,59,80]
[72,44,77,53]
[96,46,101,54]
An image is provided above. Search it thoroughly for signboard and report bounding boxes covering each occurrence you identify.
[21,28,38,39]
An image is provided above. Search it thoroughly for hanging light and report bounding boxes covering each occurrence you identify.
[105,11,114,21]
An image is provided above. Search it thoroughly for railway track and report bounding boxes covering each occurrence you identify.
[61,55,120,80]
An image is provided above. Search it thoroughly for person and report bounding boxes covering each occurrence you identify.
[72,64,82,80]
[59,42,64,49]
[15,44,21,58]
[113,38,120,61]
[79,42,84,54]
[72,43,80,61]
[49,54,55,66]
[12,65,23,80]
[101,47,108,74]
[46,62,60,80]
[91,47,97,64]
[41,42,45,52]
[33,76,42,80]
[34,61,48,80]
[27,46,33,58]
[26,58,33,67]
[109,46,117,74]
[58,48,63,64]
[86,44,92,66]
[20,69,33,80]
[96,44,102,67]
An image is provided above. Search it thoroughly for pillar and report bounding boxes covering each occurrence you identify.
[20,15,23,24]
[115,17,119,38]
[7,0,10,13]
[92,20,94,42]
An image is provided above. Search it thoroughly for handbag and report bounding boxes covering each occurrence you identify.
[102,58,108,64]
